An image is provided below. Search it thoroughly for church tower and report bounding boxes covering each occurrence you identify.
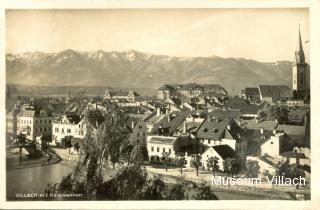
[292,26,310,100]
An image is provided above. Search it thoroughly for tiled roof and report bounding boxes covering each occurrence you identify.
[212,145,236,160]
[224,98,266,115]
[258,85,291,101]
[196,110,242,140]
[148,136,177,145]
[151,112,188,135]
[244,87,260,96]
[66,114,81,124]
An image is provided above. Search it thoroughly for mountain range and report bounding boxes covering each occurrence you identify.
[6,49,293,96]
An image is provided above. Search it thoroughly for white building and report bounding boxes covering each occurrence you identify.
[18,109,53,141]
[260,131,285,158]
[201,145,236,171]
[146,135,177,162]
[52,114,87,145]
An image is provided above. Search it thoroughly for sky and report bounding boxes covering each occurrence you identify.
[6,9,309,62]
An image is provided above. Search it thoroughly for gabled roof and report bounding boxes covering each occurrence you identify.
[196,110,242,140]
[212,145,236,160]
[258,85,291,101]
[151,112,188,135]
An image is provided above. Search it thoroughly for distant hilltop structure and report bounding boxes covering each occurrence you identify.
[104,89,140,103]
[157,83,227,100]
[292,26,310,101]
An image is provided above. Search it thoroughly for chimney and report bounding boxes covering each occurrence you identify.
[238,118,242,126]
[168,115,171,122]
[183,122,187,133]
[273,129,277,135]
[227,125,231,130]
[156,107,161,116]
[131,120,135,129]
[260,128,264,134]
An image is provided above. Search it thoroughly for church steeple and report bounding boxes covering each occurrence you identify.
[295,25,305,64]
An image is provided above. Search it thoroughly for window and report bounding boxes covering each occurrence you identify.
[62,128,64,133]
[137,133,139,137]
[44,128,47,132]
[67,129,71,133]
[163,148,165,153]
[40,128,42,132]
[35,120,38,124]
[208,139,211,144]
[169,149,171,154]
[40,120,42,124]
[49,120,51,123]
[151,147,154,152]
[55,128,59,132]
[35,128,38,132]
[49,127,51,131]
[143,132,145,136]
[157,147,159,152]
[137,139,139,143]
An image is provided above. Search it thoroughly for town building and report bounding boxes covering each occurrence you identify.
[292,26,310,100]
[201,145,236,171]
[146,135,177,162]
[125,117,148,145]
[104,89,139,102]
[239,87,261,104]
[52,114,87,145]
[17,107,53,141]
[260,131,286,158]
[257,85,291,104]
[157,83,227,100]
[196,110,247,159]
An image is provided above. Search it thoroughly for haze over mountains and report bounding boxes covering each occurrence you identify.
[6,49,293,96]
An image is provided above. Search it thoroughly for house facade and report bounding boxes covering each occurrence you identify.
[52,114,87,145]
[18,108,53,141]
[146,135,177,162]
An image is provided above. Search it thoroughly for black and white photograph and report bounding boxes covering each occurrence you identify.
[2,5,317,207]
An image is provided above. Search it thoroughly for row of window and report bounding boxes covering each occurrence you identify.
[54,127,72,133]
[151,146,172,154]
[21,119,52,125]
[54,127,85,136]
[35,127,51,132]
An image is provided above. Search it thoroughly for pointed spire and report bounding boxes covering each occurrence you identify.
[295,24,305,64]
[298,24,304,52]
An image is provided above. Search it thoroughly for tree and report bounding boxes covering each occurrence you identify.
[223,157,243,177]
[96,164,147,200]
[130,145,144,165]
[142,175,165,200]
[109,140,120,169]
[167,182,185,200]
[207,156,219,177]
[194,183,218,200]
[175,154,186,174]
[162,152,170,172]
[120,139,134,164]
[276,159,305,189]
[191,154,202,176]
[244,160,260,178]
